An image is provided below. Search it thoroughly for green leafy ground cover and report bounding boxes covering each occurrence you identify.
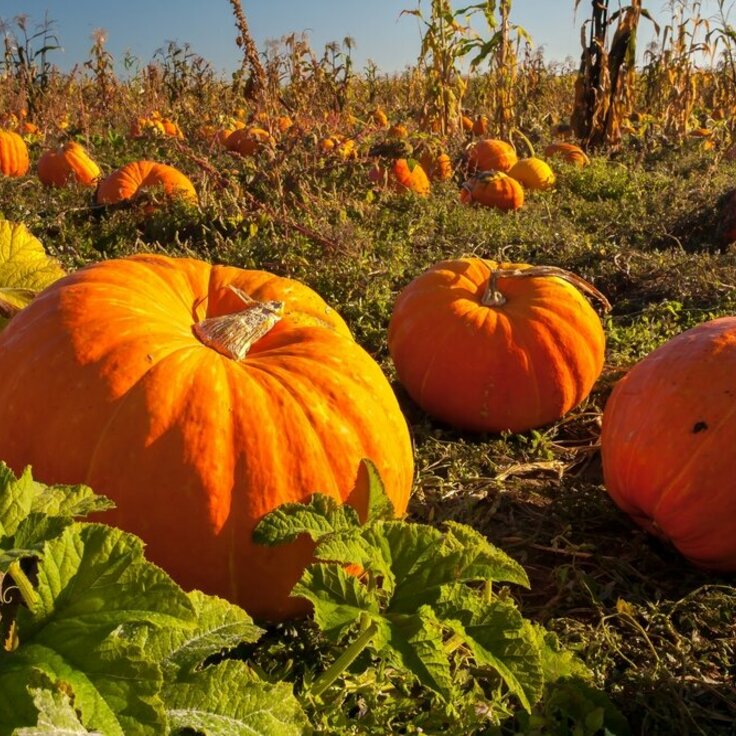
[0,130,735,734]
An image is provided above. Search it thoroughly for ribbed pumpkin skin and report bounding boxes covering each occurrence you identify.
[601,317,736,571]
[467,139,517,173]
[96,161,197,205]
[460,171,524,210]
[37,141,101,187]
[388,258,605,433]
[508,158,556,190]
[0,254,414,620]
[0,129,30,177]
[544,143,589,167]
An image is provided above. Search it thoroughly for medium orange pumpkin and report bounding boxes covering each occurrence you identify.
[225,126,274,156]
[460,170,524,210]
[96,160,197,206]
[467,138,517,173]
[0,254,414,619]
[0,129,30,177]
[37,141,101,187]
[601,317,736,571]
[369,158,431,196]
[388,259,608,433]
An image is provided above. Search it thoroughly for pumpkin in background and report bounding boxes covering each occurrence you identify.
[0,129,30,177]
[37,141,101,187]
[371,107,389,128]
[467,138,517,173]
[388,258,608,433]
[460,170,524,210]
[419,151,453,182]
[225,126,274,156]
[472,115,489,136]
[369,158,431,196]
[601,317,736,571]
[0,254,414,620]
[544,142,590,167]
[96,160,197,206]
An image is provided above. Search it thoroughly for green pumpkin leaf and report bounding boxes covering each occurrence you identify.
[252,493,361,546]
[0,219,65,326]
[137,590,263,682]
[164,659,308,736]
[293,563,380,641]
[15,685,102,735]
[362,458,395,522]
[0,523,196,735]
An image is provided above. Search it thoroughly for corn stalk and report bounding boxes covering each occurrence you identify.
[571,0,658,148]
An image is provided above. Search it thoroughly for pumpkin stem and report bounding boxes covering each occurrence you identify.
[510,127,536,159]
[192,285,284,360]
[481,264,612,312]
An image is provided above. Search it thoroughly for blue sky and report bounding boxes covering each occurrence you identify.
[3,1,728,76]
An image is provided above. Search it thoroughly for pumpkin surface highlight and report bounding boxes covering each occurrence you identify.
[0,254,414,619]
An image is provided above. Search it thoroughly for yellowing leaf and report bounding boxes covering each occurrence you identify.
[0,219,65,325]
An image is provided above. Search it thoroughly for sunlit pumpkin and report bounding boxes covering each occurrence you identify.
[37,141,101,187]
[601,317,736,571]
[369,158,431,196]
[96,160,197,206]
[388,258,608,433]
[467,138,517,173]
[0,129,30,177]
[225,126,274,156]
[0,254,415,619]
[460,170,524,210]
[508,157,556,190]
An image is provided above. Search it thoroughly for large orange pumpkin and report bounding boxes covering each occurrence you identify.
[96,160,197,206]
[37,141,101,187]
[388,259,608,433]
[0,254,414,619]
[0,129,30,177]
[601,317,736,571]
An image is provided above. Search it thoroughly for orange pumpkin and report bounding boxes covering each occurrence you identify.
[37,141,101,187]
[225,126,274,156]
[508,157,556,191]
[601,317,736,571]
[388,259,608,433]
[0,129,30,177]
[0,254,414,619]
[543,142,590,167]
[419,151,453,182]
[472,115,489,136]
[369,158,431,196]
[460,170,524,210]
[467,138,517,173]
[96,161,197,206]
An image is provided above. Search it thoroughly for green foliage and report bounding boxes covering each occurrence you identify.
[255,461,628,733]
[0,463,306,736]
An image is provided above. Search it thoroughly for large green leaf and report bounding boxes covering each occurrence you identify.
[14,685,102,735]
[0,523,196,735]
[164,660,308,736]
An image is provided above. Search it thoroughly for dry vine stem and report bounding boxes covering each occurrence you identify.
[481,264,612,312]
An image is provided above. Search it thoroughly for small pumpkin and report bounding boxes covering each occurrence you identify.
[601,317,736,571]
[369,158,431,196]
[96,160,197,206]
[37,141,101,187]
[508,157,555,190]
[0,129,30,177]
[467,138,517,173]
[225,126,274,156]
[472,115,489,136]
[419,151,453,182]
[0,254,415,619]
[544,142,590,167]
[388,259,608,433]
[460,170,524,210]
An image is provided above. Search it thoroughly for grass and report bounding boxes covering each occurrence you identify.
[1,124,735,734]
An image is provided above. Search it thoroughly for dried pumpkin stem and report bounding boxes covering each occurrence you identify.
[480,265,612,312]
[193,285,284,360]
